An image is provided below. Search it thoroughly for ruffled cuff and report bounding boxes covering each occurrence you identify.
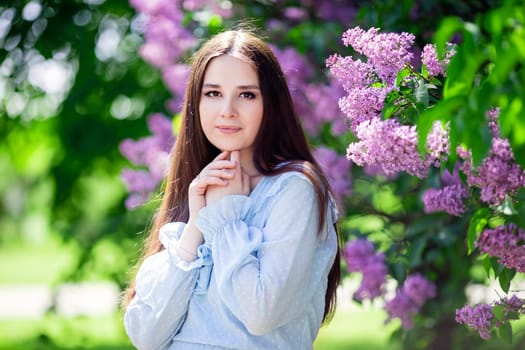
[195,195,254,246]
[159,222,212,272]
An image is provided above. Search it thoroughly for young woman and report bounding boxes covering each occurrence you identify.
[122,29,341,350]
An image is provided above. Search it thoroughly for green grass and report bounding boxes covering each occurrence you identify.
[0,238,77,285]
[0,313,132,350]
[314,306,400,349]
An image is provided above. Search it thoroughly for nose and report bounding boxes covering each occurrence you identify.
[220,96,237,118]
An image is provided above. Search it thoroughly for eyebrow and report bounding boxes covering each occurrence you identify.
[202,83,260,90]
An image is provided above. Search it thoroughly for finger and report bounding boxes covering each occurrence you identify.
[230,150,240,165]
[199,175,230,187]
[214,151,231,161]
[207,159,236,170]
[202,169,235,180]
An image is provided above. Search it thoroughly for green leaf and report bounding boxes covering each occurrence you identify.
[408,237,427,268]
[493,304,505,321]
[414,79,429,107]
[498,321,513,344]
[498,267,516,293]
[483,255,492,278]
[395,66,412,87]
[488,215,505,228]
[416,96,462,154]
[467,208,490,255]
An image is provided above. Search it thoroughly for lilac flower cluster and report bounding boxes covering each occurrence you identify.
[346,118,448,178]
[423,166,470,216]
[456,295,525,340]
[385,274,436,329]
[476,224,525,272]
[271,46,345,136]
[342,238,388,301]
[313,146,352,206]
[342,27,415,85]
[421,44,455,77]
[455,303,494,339]
[119,113,174,208]
[458,110,525,205]
[328,27,451,177]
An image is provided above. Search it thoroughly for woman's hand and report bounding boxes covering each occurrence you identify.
[205,151,250,206]
[188,151,236,219]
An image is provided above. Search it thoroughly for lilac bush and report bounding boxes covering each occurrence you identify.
[330,25,525,341]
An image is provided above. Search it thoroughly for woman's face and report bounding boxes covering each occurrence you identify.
[199,55,263,157]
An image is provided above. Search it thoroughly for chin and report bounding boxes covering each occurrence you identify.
[214,144,241,152]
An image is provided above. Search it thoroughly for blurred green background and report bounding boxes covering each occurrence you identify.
[1,0,524,349]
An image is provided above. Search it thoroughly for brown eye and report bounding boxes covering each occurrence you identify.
[240,92,256,99]
[204,91,221,97]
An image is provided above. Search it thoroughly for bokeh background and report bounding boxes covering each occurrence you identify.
[1,0,524,349]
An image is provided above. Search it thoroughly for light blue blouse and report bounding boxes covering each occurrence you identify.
[124,171,338,350]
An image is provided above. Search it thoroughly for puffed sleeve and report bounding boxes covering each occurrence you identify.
[195,174,323,335]
[124,222,213,350]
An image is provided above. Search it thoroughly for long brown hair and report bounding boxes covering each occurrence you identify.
[122,29,341,322]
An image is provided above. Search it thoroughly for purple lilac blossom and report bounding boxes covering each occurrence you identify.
[456,303,494,340]
[476,224,525,272]
[342,239,388,301]
[313,146,352,206]
[341,27,415,85]
[162,63,190,109]
[119,113,174,208]
[421,44,444,77]
[385,274,436,329]
[329,27,452,177]
[272,45,344,136]
[283,7,308,21]
[458,110,525,205]
[422,166,470,216]
[421,43,456,77]
[346,118,433,178]
[456,295,525,340]
[326,53,389,132]
[304,79,346,135]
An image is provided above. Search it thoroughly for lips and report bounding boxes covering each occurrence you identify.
[216,125,241,134]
